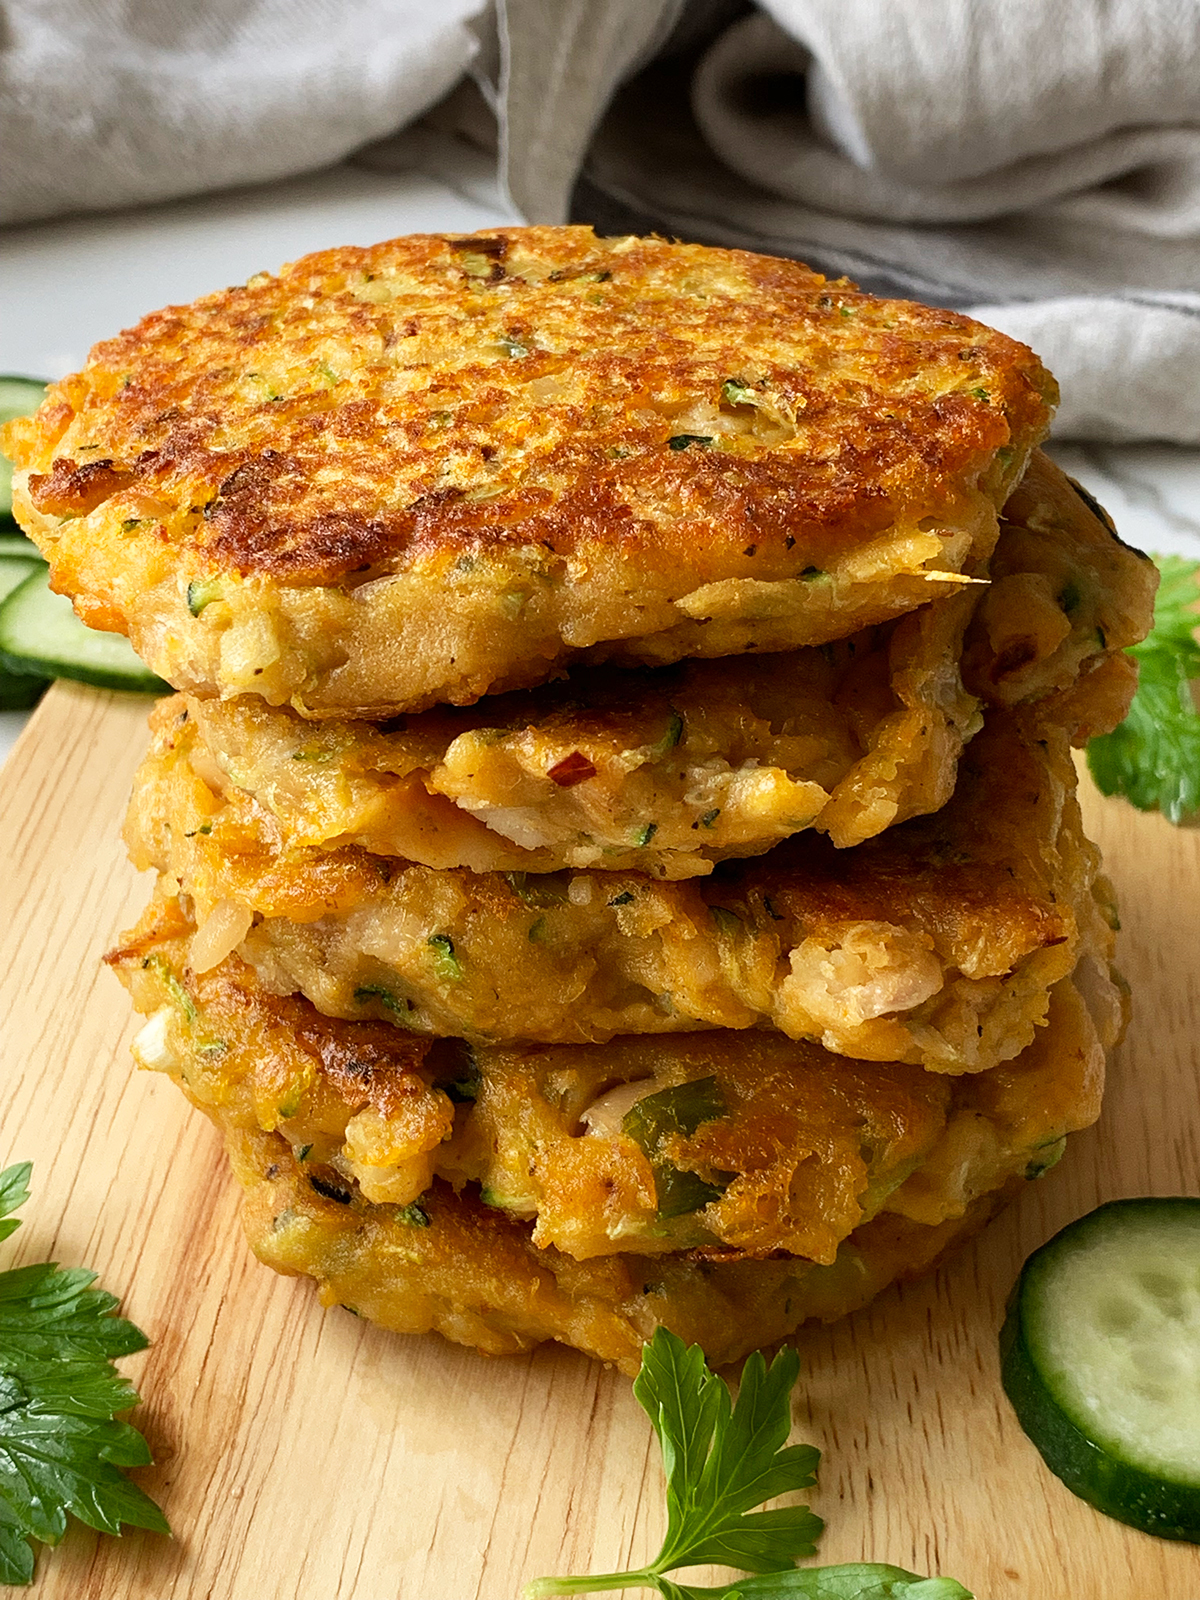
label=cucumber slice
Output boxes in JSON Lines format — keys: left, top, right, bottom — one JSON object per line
{"left": 0, "top": 377, "right": 47, "bottom": 415}
{"left": 0, "top": 556, "right": 50, "bottom": 708}
{"left": 0, "top": 671, "right": 45, "bottom": 710}
{"left": 0, "top": 376, "right": 49, "bottom": 531}
{"left": 0, "top": 565, "right": 167, "bottom": 694}
{"left": 0, "top": 557, "right": 41, "bottom": 604}
{"left": 0, "top": 534, "right": 45, "bottom": 562}
{"left": 0, "top": 667, "right": 46, "bottom": 710}
{"left": 1001, "top": 1197, "right": 1200, "bottom": 1541}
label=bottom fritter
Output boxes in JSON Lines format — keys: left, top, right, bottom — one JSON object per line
{"left": 108, "top": 899, "right": 1123, "bottom": 1373}
{"left": 231, "top": 1135, "right": 1016, "bottom": 1376}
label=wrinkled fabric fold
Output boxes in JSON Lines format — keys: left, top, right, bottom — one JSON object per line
{"left": 759, "top": 0, "right": 1200, "bottom": 190}
{"left": 0, "top": 0, "right": 484, "bottom": 227}
{"left": 3, "top": 0, "right": 1198, "bottom": 440}
{"left": 696, "top": 12, "right": 1200, "bottom": 232}
{"left": 493, "top": 0, "right": 1200, "bottom": 442}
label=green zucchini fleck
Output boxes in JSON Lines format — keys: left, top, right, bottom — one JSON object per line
{"left": 503, "top": 871, "right": 569, "bottom": 909}
{"left": 148, "top": 954, "right": 225, "bottom": 1055}
{"left": 354, "top": 984, "right": 417, "bottom": 1024}
{"left": 652, "top": 1167, "right": 730, "bottom": 1218}
{"left": 1024, "top": 1137, "right": 1067, "bottom": 1180}
{"left": 720, "top": 378, "right": 760, "bottom": 407}
{"left": 649, "top": 712, "right": 684, "bottom": 759}
{"left": 186, "top": 577, "right": 224, "bottom": 616}
{"left": 395, "top": 1201, "right": 431, "bottom": 1227}
{"left": 427, "top": 934, "right": 463, "bottom": 982}
{"left": 622, "top": 1077, "right": 731, "bottom": 1218}
{"left": 624, "top": 1078, "right": 726, "bottom": 1144}
{"left": 667, "top": 434, "right": 713, "bottom": 451}
{"left": 149, "top": 953, "right": 198, "bottom": 1027}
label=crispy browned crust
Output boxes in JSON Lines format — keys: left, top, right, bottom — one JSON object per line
{"left": 5, "top": 226, "right": 1055, "bottom": 712}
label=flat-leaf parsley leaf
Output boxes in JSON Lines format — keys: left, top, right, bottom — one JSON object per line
{"left": 0, "top": 1161, "right": 169, "bottom": 1585}
{"left": 524, "top": 1330, "right": 970, "bottom": 1599}
{"left": 1087, "top": 554, "right": 1200, "bottom": 823}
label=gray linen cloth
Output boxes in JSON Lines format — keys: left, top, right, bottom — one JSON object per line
{"left": 0, "top": 0, "right": 483, "bottom": 226}
{"left": 498, "top": 0, "right": 1200, "bottom": 443}
{"left": 3, "top": 0, "right": 1198, "bottom": 441}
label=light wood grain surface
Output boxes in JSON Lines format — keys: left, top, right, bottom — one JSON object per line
{"left": 2, "top": 681, "right": 1199, "bottom": 1600}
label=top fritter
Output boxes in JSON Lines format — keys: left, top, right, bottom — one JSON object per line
{"left": 4, "top": 227, "right": 1056, "bottom": 717}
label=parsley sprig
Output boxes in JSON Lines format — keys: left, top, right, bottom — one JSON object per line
{"left": 525, "top": 1329, "right": 970, "bottom": 1600}
{"left": 1087, "top": 554, "right": 1200, "bottom": 822}
{"left": 0, "top": 1161, "right": 169, "bottom": 1585}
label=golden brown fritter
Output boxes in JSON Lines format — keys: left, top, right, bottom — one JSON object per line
{"left": 165, "top": 450, "right": 1153, "bottom": 879}
{"left": 180, "top": 589, "right": 981, "bottom": 878}
{"left": 232, "top": 1143, "right": 1010, "bottom": 1374}
{"left": 108, "top": 904, "right": 1114, "bottom": 1369}
{"left": 125, "top": 706, "right": 1111, "bottom": 1073}
{"left": 449, "top": 974, "right": 1112, "bottom": 1259}
{"left": 961, "top": 450, "right": 1157, "bottom": 739}
{"left": 4, "top": 227, "right": 1054, "bottom": 715}
{"left": 109, "top": 905, "right": 938, "bottom": 1260}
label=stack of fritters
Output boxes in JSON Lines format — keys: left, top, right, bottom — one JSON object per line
{"left": 5, "top": 227, "right": 1156, "bottom": 1374}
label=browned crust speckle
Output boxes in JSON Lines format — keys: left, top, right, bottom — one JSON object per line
{"left": 14, "top": 231, "right": 1048, "bottom": 581}
{"left": 5, "top": 227, "right": 1056, "bottom": 712}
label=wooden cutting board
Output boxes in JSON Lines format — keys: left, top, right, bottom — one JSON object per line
{"left": 2, "top": 680, "right": 1199, "bottom": 1600}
